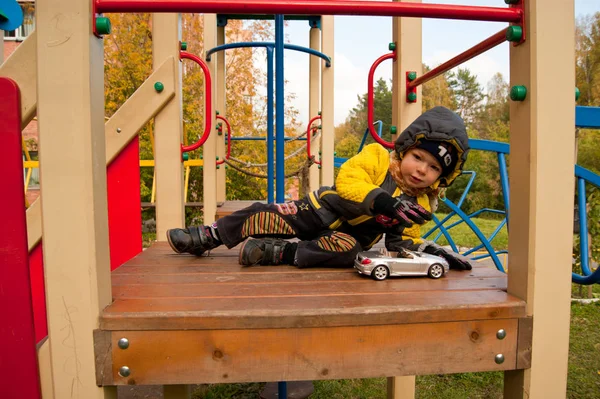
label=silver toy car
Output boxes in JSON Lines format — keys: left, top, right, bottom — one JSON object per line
{"left": 354, "top": 249, "right": 450, "bottom": 280}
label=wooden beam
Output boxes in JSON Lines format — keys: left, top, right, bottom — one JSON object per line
{"left": 0, "top": 30, "right": 37, "bottom": 129}
{"left": 309, "top": 26, "right": 321, "bottom": 192}
{"left": 203, "top": 14, "right": 218, "bottom": 223}
{"left": 104, "top": 319, "right": 519, "bottom": 386}
{"left": 505, "top": 0, "right": 575, "bottom": 397}
{"left": 36, "top": 0, "right": 114, "bottom": 396}
{"left": 390, "top": 2, "right": 422, "bottom": 397}
{"left": 36, "top": 338, "right": 55, "bottom": 399}
{"left": 320, "top": 15, "right": 334, "bottom": 186}
{"left": 105, "top": 57, "right": 177, "bottom": 164}
{"left": 153, "top": 13, "right": 185, "bottom": 238}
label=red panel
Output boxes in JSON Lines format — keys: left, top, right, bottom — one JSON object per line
{"left": 28, "top": 244, "right": 47, "bottom": 343}
{"left": 107, "top": 137, "right": 142, "bottom": 270}
{"left": 0, "top": 77, "right": 42, "bottom": 397}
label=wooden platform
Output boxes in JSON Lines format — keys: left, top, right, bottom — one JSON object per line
{"left": 95, "top": 242, "right": 531, "bottom": 387}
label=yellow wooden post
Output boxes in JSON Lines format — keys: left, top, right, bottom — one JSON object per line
{"left": 203, "top": 14, "right": 218, "bottom": 224}
{"left": 36, "top": 0, "right": 115, "bottom": 397}
{"left": 388, "top": 2, "right": 422, "bottom": 398}
{"left": 153, "top": 14, "right": 185, "bottom": 237}
{"left": 309, "top": 25, "right": 321, "bottom": 192}
{"left": 320, "top": 15, "right": 334, "bottom": 186}
{"left": 216, "top": 25, "right": 227, "bottom": 203}
{"left": 504, "top": 1, "right": 575, "bottom": 398}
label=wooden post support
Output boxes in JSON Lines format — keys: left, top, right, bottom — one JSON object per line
{"left": 153, "top": 13, "right": 185, "bottom": 238}
{"left": 36, "top": 0, "right": 115, "bottom": 397}
{"left": 389, "top": 2, "right": 422, "bottom": 397}
{"left": 320, "top": 15, "right": 334, "bottom": 187}
{"left": 504, "top": 1, "right": 575, "bottom": 398}
{"left": 309, "top": 26, "right": 321, "bottom": 192}
{"left": 203, "top": 14, "right": 218, "bottom": 224}
{"left": 216, "top": 25, "right": 227, "bottom": 203}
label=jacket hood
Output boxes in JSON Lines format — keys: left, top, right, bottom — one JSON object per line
{"left": 394, "top": 106, "right": 469, "bottom": 187}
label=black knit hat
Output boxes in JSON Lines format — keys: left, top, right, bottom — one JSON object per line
{"left": 414, "top": 139, "right": 458, "bottom": 178}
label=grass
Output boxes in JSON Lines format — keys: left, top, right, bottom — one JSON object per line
{"left": 422, "top": 213, "right": 508, "bottom": 251}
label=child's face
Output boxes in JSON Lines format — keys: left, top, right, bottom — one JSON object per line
{"left": 400, "top": 148, "right": 443, "bottom": 189}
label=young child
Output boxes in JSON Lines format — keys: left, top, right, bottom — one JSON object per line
{"left": 167, "top": 106, "right": 472, "bottom": 270}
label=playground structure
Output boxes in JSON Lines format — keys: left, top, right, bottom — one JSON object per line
{"left": 1, "top": 0, "right": 597, "bottom": 398}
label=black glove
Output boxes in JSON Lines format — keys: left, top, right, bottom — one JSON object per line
{"left": 420, "top": 241, "right": 472, "bottom": 271}
{"left": 372, "top": 193, "right": 432, "bottom": 227}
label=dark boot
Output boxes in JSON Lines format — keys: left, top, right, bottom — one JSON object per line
{"left": 166, "top": 226, "right": 218, "bottom": 256}
{"left": 239, "top": 238, "right": 290, "bottom": 266}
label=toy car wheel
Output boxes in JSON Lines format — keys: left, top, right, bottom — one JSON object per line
{"left": 428, "top": 263, "right": 444, "bottom": 279}
{"left": 372, "top": 265, "right": 389, "bottom": 281}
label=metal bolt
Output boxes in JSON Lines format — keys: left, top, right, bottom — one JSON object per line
{"left": 496, "top": 329, "right": 506, "bottom": 340}
{"left": 116, "top": 128, "right": 122, "bottom": 134}
{"left": 495, "top": 354, "right": 505, "bottom": 364}
{"left": 118, "top": 338, "right": 129, "bottom": 349}
{"left": 119, "top": 366, "right": 131, "bottom": 377}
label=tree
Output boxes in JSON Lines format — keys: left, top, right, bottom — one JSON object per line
{"left": 421, "top": 65, "right": 455, "bottom": 112}
{"left": 576, "top": 13, "right": 600, "bottom": 106}
{"left": 447, "top": 67, "right": 484, "bottom": 122}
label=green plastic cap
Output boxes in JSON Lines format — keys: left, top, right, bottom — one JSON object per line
{"left": 510, "top": 85, "right": 527, "bottom": 101}
{"left": 407, "top": 71, "right": 417, "bottom": 81}
{"left": 216, "top": 165, "right": 220, "bottom": 169}
{"left": 575, "top": 87, "right": 581, "bottom": 101}
{"left": 154, "top": 82, "right": 164, "bottom": 93}
{"left": 96, "top": 17, "right": 112, "bottom": 35}
{"left": 182, "top": 152, "right": 189, "bottom": 161}
{"left": 180, "top": 41, "right": 187, "bottom": 51}
{"left": 407, "top": 92, "right": 417, "bottom": 102}
{"left": 390, "top": 126, "right": 397, "bottom": 135}
{"left": 388, "top": 42, "right": 396, "bottom": 51}
{"left": 506, "top": 26, "right": 522, "bottom": 42}
{"left": 216, "top": 110, "right": 220, "bottom": 115}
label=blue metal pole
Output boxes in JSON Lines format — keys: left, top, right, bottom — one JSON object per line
{"left": 266, "top": 47, "right": 275, "bottom": 203}
{"left": 278, "top": 381, "right": 288, "bottom": 399}
{"left": 275, "top": 14, "right": 285, "bottom": 203}
{"left": 497, "top": 153, "right": 510, "bottom": 225}
{"left": 577, "top": 178, "right": 591, "bottom": 276}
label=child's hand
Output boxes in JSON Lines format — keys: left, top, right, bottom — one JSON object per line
{"left": 372, "top": 193, "right": 432, "bottom": 227}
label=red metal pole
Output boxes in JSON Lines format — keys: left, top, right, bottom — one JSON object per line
{"left": 96, "top": 0, "right": 522, "bottom": 23}
{"left": 180, "top": 51, "right": 212, "bottom": 153}
{"left": 216, "top": 115, "right": 232, "bottom": 165}
{"left": 367, "top": 53, "right": 395, "bottom": 149}
{"left": 0, "top": 77, "right": 42, "bottom": 399}
{"left": 408, "top": 28, "right": 508, "bottom": 89}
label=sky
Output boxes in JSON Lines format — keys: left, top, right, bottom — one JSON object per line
{"left": 276, "top": 0, "right": 600, "bottom": 126}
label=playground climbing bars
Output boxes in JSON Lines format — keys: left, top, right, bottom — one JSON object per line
{"left": 180, "top": 51, "right": 212, "bottom": 153}
{"left": 367, "top": 52, "right": 396, "bottom": 149}
{"left": 95, "top": 0, "right": 523, "bottom": 23}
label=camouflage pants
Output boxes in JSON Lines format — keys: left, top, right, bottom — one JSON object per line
{"left": 215, "top": 198, "right": 362, "bottom": 268}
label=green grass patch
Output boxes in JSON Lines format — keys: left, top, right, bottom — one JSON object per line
{"left": 423, "top": 213, "right": 508, "bottom": 251}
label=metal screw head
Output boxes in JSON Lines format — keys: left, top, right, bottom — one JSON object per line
{"left": 495, "top": 354, "right": 505, "bottom": 364}
{"left": 116, "top": 128, "right": 122, "bottom": 134}
{"left": 496, "top": 329, "right": 506, "bottom": 340}
{"left": 118, "top": 338, "right": 129, "bottom": 349}
{"left": 119, "top": 366, "right": 131, "bottom": 377}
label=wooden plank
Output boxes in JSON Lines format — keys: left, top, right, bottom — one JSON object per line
{"left": 94, "top": 330, "right": 114, "bottom": 386}
{"left": 106, "top": 319, "right": 518, "bottom": 385}
{"left": 101, "top": 290, "right": 524, "bottom": 331}
{"left": 516, "top": 317, "right": 533, "bottom": 370}
{"left": 111, "top": 277, "right": 510, "bottom": 298}
{"left": 111, "top": 266, "right": 505, "bottom": 284}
